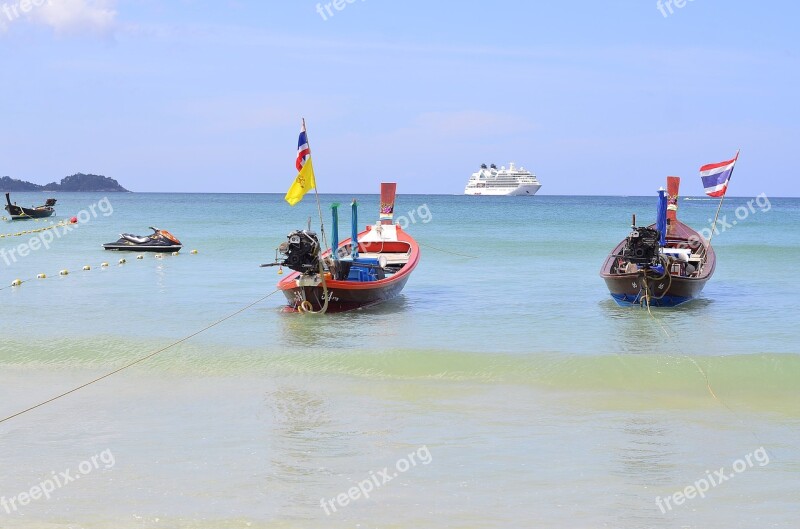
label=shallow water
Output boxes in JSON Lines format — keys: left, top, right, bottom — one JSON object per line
{"left": 1, "top": 193, "right": 798, "bottom": 527}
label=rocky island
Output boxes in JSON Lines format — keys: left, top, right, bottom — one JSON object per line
{"left": 0, "top": 173, "right": 130, "bottom": 192}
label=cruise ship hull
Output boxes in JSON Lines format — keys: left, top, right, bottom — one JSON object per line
{"left": 464, "top": 184, "right": 542, "bottom": 196}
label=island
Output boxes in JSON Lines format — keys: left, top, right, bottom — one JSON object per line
{"left": 0, "top": 173, "right": 130, "bottom": 192}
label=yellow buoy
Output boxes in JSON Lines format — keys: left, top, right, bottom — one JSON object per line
{"left": 83, "top": 265, "right": 91, "bottom": 271}
{"left": 155, "top": 254, "right": 163, "bottom": 259}
{"left": 59, "top": 270, "right": 69, "bottom": 276}
{"left": 190, "top": 249, "right": 198, "bottom": 254}
{"left": 37, "top": 273, "right": 47, "bottom": 279}
{"left": 136, "top": 255, "right": 144, "bottom": 260}
{"left": 11, "top": 279, "right": 22, "bottom": 287}
{"left": 101, "top": 262, "right": 109, "bottom": 267}
{"left": 119, "top": 258, "right": 127, "bottom": 265}
{"left": 172, "top": 251, "right": 179, "bottom": 256}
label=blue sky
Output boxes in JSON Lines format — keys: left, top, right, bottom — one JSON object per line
{"left": 0, "top": 1, "right": 797, "bottom": 195}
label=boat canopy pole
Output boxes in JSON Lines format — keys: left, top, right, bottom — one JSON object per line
{"left": 351, "top": 199, "right": 359, "bottom": 259}
{"left": 656, "top": 188, "right": 667, "bottom": 247}
{"left": 331, "top": 203, "right": 340, "bottom": 261}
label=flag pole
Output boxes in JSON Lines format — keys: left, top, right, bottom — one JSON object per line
{"left": 303, "top": 118, "right": 329, "bottom": 251}
{"left": 707, "top": 149, "right": 739, "bottom": 247}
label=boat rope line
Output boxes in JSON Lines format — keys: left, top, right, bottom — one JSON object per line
{"left": 642, "top": 299, "right": 765, "bottom": 447}
{"left": 298, "top": 255, "right": 330, "bottom": 314}
{"left": 640, "top": 285, "right": 724, "bottom": 405}
{"left": 416, "top": 240, "right": 479, "bottom": 259}
{"left": 0, "top": 288, "right": 280, "bottom": 426}
{"left": 645, "top": 302, "right": 723, "bottom": 403}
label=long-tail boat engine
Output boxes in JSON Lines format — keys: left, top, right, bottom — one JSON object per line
{"left": 278, "top": 230, "right": 321, "bottom": 274}
{"left": 622, "top": 226, "right": 661, "bottom": 267}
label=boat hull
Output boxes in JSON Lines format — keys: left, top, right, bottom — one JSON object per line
{"left": 599, "top": 220, "right": 716, "bottom": 308}
{"left": 602, "top": 274, "right": 710, "bottom": 307}
{"left": 465, "top": 184, "right": 541, "bottom": 196}
{"left": 277, "top": 225, "right": 420, "bottom": 313}
{"left": 280, "top": 274, "right": 411, "bottom": 313}
{"left": 5, "top": 205, "right": 55, "bottom": 220}
{"left": 4, "top": 193, "right": 56, "bottom": 219}
{"left": 103, "top": 244, "right": 182, "bottom": 252}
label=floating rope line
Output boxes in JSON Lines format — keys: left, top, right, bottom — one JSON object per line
{"left": 0, "top": 288, "right": 280, "bottom": 425}
{"left": 1, "top": 251, "right": 198, "bottom": 292}
{"left": 0, "top": 220, "right": 70, "bottom": 239}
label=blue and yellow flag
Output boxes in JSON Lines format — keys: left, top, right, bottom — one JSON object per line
{"left": 285, "top": 156, "right": 316, "bottom": 206}
{"left": 285, "top": 122, "right": 316, "bottom": 206}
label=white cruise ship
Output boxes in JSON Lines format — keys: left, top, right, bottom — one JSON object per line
{"left": 464, "top": 162, "right": 542, "bottom": 196}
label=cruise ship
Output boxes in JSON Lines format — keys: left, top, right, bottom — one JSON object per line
{"left": 464, "top": 162, "right": 542, "bottom": 196}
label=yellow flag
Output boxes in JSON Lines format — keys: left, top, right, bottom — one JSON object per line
{"left": 285, "top": 157, "right": 316, "bottom": 206}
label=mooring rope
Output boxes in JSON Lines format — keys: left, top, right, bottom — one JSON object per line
{"left": 641, "top": 295, "right": 765, "bottom": 447}
{"left": 0, "top": 289, "right": 280, "bottom": 425}
{"left": 416, "top": 240, "right": 479, "bottom": 259}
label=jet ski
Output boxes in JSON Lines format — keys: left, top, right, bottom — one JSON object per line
{"left": 103, "top": 227, "right": 182, "bottom": 252}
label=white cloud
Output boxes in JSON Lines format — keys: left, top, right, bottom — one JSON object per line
{"left": 0, "top": 0, "right": 117, "bottom": 35}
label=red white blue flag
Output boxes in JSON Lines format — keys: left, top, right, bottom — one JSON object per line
{"left": 296, "top": 123, "right": 311, "bottom": 172}
{"left": 700, "top": 151, "right": 739, "bottom": 198}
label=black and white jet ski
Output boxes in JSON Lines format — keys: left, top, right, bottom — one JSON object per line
{"left": 103, "top": 227, "right": 182, "bottom": 252}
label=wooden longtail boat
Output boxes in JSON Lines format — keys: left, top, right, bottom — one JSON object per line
{"left": 600, "top": 177, "right": 716, "bottom": 307}
{"left": 267, "top": 183, "right": 420, "bottom": 313}
{"left": 4, "top": 193, "right": 56, "bottom": 220}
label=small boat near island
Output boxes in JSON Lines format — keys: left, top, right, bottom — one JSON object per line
{"left": 265, "top": 182, "right": 420, "bottom": 313}
{"left": 4, "top": 192, "right": 57, "bottom": 220}
{"left": 600, "top": 177, "right": 716, "bottom": 307}
{"left": 103, "top": 227, "right": 183, "bottom": 252}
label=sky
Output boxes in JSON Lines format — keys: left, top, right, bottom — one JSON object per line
{"left": 0, "top": 0, "right": 798, "bottom": 196}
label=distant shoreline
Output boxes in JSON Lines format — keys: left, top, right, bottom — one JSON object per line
{"left": 0, "top": 174, "right": 129, "bottom": 193}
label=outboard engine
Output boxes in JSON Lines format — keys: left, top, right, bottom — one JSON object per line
{"left": 622, "top": 227, "right": 661, "bottom": 266}
{"left": 278, "top": 230, "right": 320, "bottom": 274}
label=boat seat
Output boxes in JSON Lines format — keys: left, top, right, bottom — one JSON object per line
{"left": 663, "top": 248, "right": 692, "bottom": 262}
{"left": 333, "top": 258, "right": 386, "bottom": 282}
{"left": 358, "top": 241, "right": 411, "bottom": 254}
{"left": 121, "top": 233, "right": 150, "bottom": 244}
{"left": 356, "top": 252, "right": 409, "bottom": 265}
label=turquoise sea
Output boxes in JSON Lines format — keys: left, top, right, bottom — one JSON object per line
{"left": 1, "top": 192, "right": 798, "bottom": 528}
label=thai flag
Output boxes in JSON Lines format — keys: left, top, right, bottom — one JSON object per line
{"left": 700, "top": 151, "right": 739, "bottom": 197}
{"left": 296, "top": 123, "right": 311, "bottom": 171}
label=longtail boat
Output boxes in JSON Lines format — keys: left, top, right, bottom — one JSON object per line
{"left": 600, "top": 177, "right": 716, "bottom": 307}
{"left": 265, "top": 182, "right": 420, "bottom": 313}
{"left": 4, "top": 193, "right": 57, "bottom": 220}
